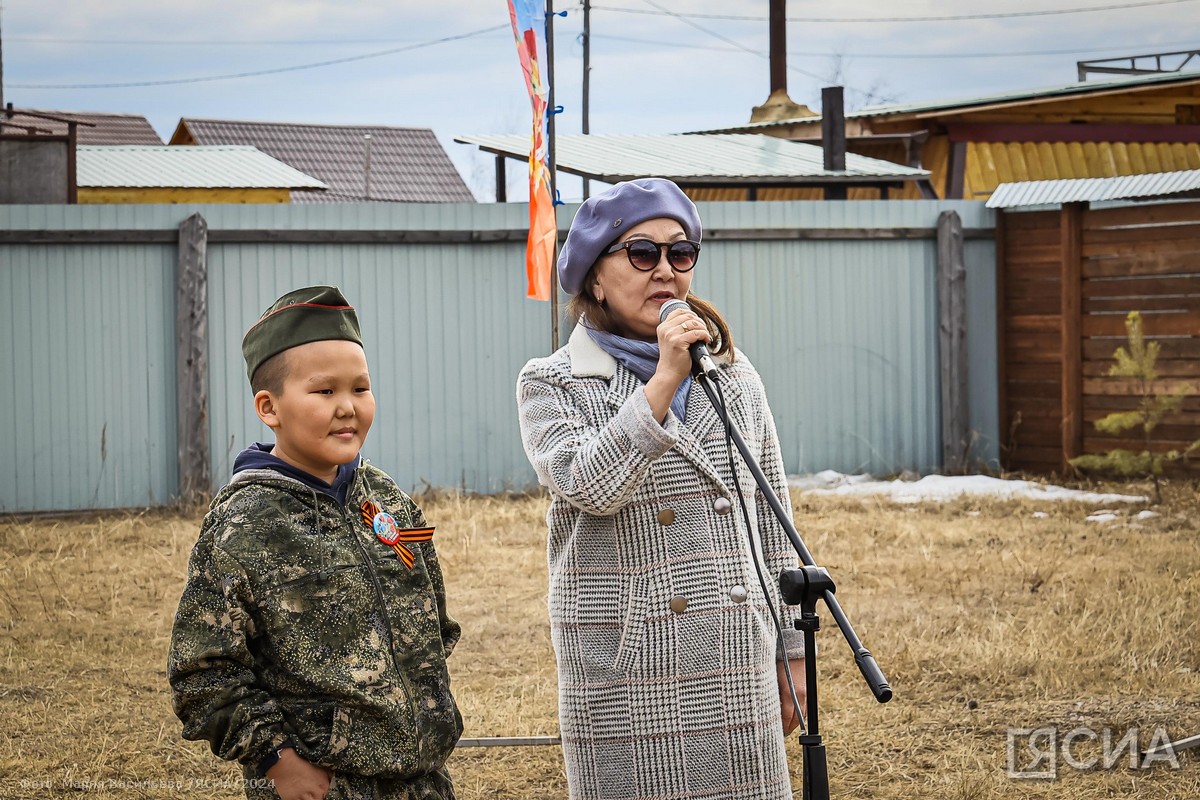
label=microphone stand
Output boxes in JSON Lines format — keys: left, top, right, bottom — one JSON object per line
{"left": 693, "top": 371, "right": 892, "bottom": 800}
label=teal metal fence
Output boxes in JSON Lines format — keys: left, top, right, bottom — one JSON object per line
{"left": 0, "top": 200, "right": 995, "bottom": 512}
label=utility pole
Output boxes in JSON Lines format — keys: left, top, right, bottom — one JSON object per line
{"left": 581, "top": 0, "right": 590, "bottom": 199}
{"left": 546, "top": 0, "right": 560, "bottom": 350}
{"left": 1, "top": 4, "right": 6, "bottom": 113}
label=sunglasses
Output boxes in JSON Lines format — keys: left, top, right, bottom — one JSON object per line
{"left": 605, "top": 239, "right": 701, "bottom": 272}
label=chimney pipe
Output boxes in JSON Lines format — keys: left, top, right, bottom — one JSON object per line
{"left": 769, "top": 0, "right": 786, "bottom": 97}
{"left": 750, "top": 0, "right": 816, "bottom": 124}
{"left": 822, "top": 86, "right": 847, "bottom": 200}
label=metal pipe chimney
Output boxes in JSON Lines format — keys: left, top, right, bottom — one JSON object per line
{"left": 750, "top": 0, "right": 816, "bottom": 123}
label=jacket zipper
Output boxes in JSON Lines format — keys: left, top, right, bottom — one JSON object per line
{"left": 339, "top": 470, "right": 424, "bottom": 761}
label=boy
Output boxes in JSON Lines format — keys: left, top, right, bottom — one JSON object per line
{"left": 168, "top": 286, "right": 462, "bottom": 800}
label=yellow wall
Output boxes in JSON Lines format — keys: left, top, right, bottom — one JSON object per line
{"left": 78, "top": 187, "right": 292, "bottom": 204}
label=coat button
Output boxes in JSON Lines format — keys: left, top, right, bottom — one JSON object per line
{"left": 657, "top": 508, "right": 676, "bottom": 526}
{"left": 729, "top": 585, "right": 749, "bottom": 604}
{"left": 713, "top": 497, "right": 732, "bottom": 515}
{"left": 669, "top": 595, "right": 689, "bottom": 614}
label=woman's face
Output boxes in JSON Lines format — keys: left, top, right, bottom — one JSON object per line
{"left": 589, "top": 217, "right": 696, "bottom": 340}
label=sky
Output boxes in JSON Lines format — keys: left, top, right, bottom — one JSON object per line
{"left": 3, "top": 0, "right": 1199, "bottom": 201}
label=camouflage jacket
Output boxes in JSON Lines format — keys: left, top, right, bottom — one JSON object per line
{"left": 168, "top": 462, "right": 462, "bottom": 781}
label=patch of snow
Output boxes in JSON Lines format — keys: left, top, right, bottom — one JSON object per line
{"left": 1086, "top": 513, "right": 1119, "bottom": 524}
{"left": 1135, "top": 510, "right": 1159, "bottom": 521}
{"left": 788, "top": 472, "right": 1148, "bottom": 505}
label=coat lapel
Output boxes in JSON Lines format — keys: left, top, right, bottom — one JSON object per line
{"left": 568, "top": 325, "right": 740, "bottom": 488}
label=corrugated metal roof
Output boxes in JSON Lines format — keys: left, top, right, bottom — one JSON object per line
{"left": 454, "top": 133, "right": 929, "bottom": 183}
{"left": 692, "top": 71, "right": 1200, "bottom": 132}
{"left": 174, "top": 119, "right": 475, "bottom": 202}
{"left": 1, "top": 109, "right": 164, "bottom": 144}
{"left": 987, "top": 169, "right": 1200, "bottom": 208}
{"left": 76, "top": 145, "right": 327, "bottom": 189}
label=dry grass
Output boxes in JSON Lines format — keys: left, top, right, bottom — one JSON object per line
{"left": 1, "top": 478, "right": 1198, "bottom": 799}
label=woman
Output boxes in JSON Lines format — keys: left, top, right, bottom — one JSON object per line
{"left": 516, "top": 178, "right": 805, "bottom": 800}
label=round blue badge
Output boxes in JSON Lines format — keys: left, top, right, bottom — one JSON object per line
{"left": 373, "top": 512, "right": 400, "bottom": 545}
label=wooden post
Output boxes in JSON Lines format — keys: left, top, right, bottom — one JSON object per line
{"left": 937, "top": 210, "right": 969, "bottom": 472}
{"left": 495, "top": 156, "right": 507, "bottom": 203}
{"left": 1060, "top": 202, "right": 1085, "bottom": 473}
{"left": 176, "top": 213, "right": 211, "bottom": 508}
{"left": 944, "top": 140, "right": 967, "bottom": 199}
{"left": 994, "top": 209, "right": 1009, "bottom": 469}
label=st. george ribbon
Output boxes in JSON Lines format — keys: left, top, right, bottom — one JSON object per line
{"left": 659, "top": 299, "right": 719, "bottom": 379}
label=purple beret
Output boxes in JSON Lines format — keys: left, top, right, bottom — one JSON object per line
{"left": 557, "top": 178, "right": 702, "bottom": 295}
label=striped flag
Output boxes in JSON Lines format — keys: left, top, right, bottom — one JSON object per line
{"left": 507, "top": 0, "right": 555, "bottom": 301}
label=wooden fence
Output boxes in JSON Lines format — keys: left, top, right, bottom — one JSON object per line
{"left": 998, "top": 200, "right": 1200, "bottom": 475}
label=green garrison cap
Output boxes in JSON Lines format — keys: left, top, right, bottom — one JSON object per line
{"left": 242, "top": 285, "right": 362, "bottom": 383}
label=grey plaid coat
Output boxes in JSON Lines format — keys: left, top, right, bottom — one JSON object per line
{"left": 517, "top": 324, "right": 803, "bottom": 800}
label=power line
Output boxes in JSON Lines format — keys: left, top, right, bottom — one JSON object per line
{"left": 635, "top": 0, "right": 833, "bottom": 85}
{"left": 9, "top": 24, "right": 508, "bottom": 90}
{"left": 8, "top": 36, "right": 436, "bottom": 46}
{"left": 593, "top": 33, "right": 1200, "bottom": 61}
{"left": 592, "top": 0, "right": 1198, "bottom": 23}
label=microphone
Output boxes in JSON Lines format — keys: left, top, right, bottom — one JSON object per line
{"left": 659, "top": 298, "right": 719, "bottom": 380}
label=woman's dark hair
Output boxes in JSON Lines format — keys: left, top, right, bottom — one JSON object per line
{"left": 566, "top": 266, "right": 735, "bottom": 359}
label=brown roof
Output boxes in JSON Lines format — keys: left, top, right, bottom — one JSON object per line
{"left": 171, "top": 118, "right": 475, "bottom": 203}
{"left": 1, "top": 109, "right": 163, "bottom": 145}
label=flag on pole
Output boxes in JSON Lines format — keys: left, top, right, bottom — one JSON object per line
{"left": 507, "top": 0, "right": 556, "bottom": 301}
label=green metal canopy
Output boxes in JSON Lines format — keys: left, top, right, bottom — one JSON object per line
{"left": 455, "top": 133, "right": 931, "bottom": 195}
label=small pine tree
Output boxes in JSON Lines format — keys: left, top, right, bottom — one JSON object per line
{"left": 1069, "top": 311, "right": 1200, "bottom": 501}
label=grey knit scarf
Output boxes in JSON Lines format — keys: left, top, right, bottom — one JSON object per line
{"left": 586, "top": 326, "right": 691, "bottom": 423}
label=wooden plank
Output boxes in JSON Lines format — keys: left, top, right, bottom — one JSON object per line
{"left": 1087, "top": 394, "right": 1200, "bottom": 412}
{"left": 1008, "top": 314, "right": 1062, "bottom": 333}
{"left": 1084, "top": 201, "right": 1200, "bottom": 230}
{"left": 1084, "top": 337, "right": 1200, "bottom": 359}
{"left": 1082, "top": 436, "right": 1200, "bottom": 453}
{"left": 1006, "top": 210, "right": 1061, "bottom": 231}
{"left": 1006, "top": 294, "right": 1061, "bottom": 316}
{"left": 1083, "top": 222, "right": 1200, "bottom": 246}
{"left": 1006, "top": 244, "right": 1063, "bottom": 263}
{"left": 1083, "top": 359, "right": 1200, "bottom": 378}
{"left": 1084, "top": 423, "right": 1200, "bottom": 441}
{"left": 1008, "top": 379, "right": 1062, "bottom": 399}
{"left": 209, "top": 229, "right": 533, "bottom": 244}
{"left": 1013, "top": 417, "right": 1063, "bottom": 437}
{"left": 1081, "top": 251, "right": 1200, "bottom": 278}
{"left": 1008, "top": 446, "right": 1066, "bottom": 465}
{"left": 1083, "top": 377, "right": 1200, "bottom": 395}
{"left": 1006, "top": 397, "right": 1062, "bottom": 418}
{"left": 1084, "top": 407, "right": 1200, "bottom": 425}
{"left": 1083, "top": 295, "right": 1200, "bottom": 314}
{"left": 1061, "top": 203, "right": 1084, "bottom": 470}
{"left": 1005, "top": 338, "right": 1060, "bottom": 363}
{"left": 78, "top": 188, "right": 290, "bottom": 204}
{"left": 1006, "top": 227, "right": 1063, "bottom": 246}
{"left": 1081, "top": 312, "right": 1200, "bottom": 337}
{"left": 703, "top": 227, "right": 994, "bottom": 241}
{"left": 1010, "top": 362, "right": 1065, "bottom": 380}
{"left": 1082, "top": 275, "right": 1200, "bottom": 298}
{"left": 0, "top": 229, "right": 177, "bottom": 244}
{"left": 1081, "top": 238, "right": 1200, "bottom": 259}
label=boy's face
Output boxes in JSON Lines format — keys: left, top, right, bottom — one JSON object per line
{"left": 254, "top": 339, "right": 375, "bottom": 484}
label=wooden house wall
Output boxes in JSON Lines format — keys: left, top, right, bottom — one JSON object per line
{"left": 999, "top": 201, "right": 1200, "bottom": 475}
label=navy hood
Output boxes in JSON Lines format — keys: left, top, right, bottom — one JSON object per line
{"left": 233, "top": 442, "right": 360, "bottom": 506}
